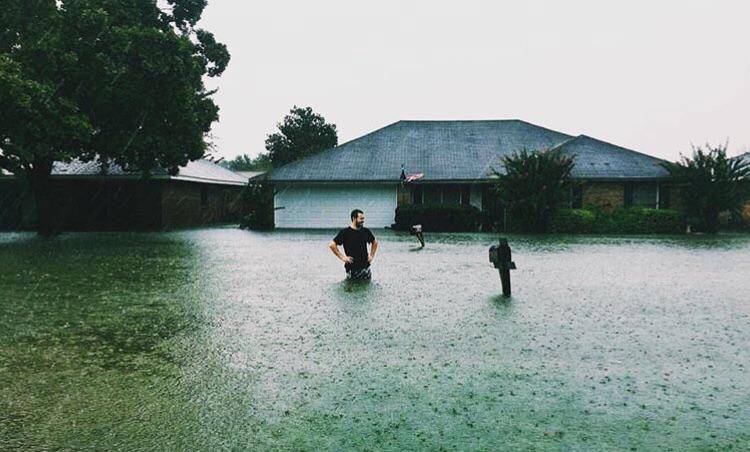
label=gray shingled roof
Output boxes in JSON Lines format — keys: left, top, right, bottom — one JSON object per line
{"left": 268, "top": 120, "right": 668, "bottom": 182}
{"left": 553, "top": 135, "right": 670, "bottom": 179}
{"left": 49, "top": 158, "right": 248, "bottom": 186}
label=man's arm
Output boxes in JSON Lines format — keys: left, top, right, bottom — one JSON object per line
{"left": 368, "top": 240, "right": 379, "bottom": 263}
{"left": 329, "top": 241, "right": 353, "bottom": 264}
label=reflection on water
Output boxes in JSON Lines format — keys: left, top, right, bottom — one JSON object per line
{"left": 1, "top": 229, "right": 750, "bottom": 450}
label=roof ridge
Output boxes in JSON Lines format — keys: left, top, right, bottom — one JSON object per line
{"left": 567, "top": 134, "right": 671, "bottom": 164}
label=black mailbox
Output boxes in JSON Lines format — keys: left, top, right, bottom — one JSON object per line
{"left": 489, "top": 239, "right": 516, "bottom": 270}
{"left": 489, "top": 238, "right": 516, "bottom": 296}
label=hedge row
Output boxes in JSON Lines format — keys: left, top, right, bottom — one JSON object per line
{"left": 393, "top": 204, "right": 484, "bottom": 232}
{"left": 549, "top": 208, "right": 685, "bottom": 234}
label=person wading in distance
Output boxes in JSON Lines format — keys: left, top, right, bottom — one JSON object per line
{"left": 328, "top": 209, "right": 378, "bottom": 281}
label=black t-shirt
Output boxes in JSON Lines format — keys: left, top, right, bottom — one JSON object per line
{"left": 333, "top": 227, "right": 376, "bottom": 271}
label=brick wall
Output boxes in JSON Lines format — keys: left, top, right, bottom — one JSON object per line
{"left": 161, "top": 181, "right": 243, "bottom": 229}
{"left": 582, "top": 182, "right": 624, "bottom": 210}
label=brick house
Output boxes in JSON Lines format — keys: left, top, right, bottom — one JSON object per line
{"left": 0, "top": 159, "right": 248, "bottom": 231}
{"left": 268, "top": 120, "right": 673, "bottom": 228}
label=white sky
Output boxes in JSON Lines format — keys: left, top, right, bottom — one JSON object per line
{"left": 199, "top": 0, "right": 750, "bottom": 161}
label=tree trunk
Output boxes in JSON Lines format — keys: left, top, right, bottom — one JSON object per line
{"left": 30, "top": 162, "right": 57, "bottom": 237}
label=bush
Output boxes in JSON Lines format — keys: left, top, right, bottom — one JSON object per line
{"left": 550, "top": 208, "right": 684, "bottom": 234}
{"left": 549, "top": 209, "right": 597, "bottom": 233}
{"left": 238, "top": 183, "right": 274, "bottom": 230}
{"left": 393, "top": 204, "right": 484, "bottom": 232}
{"left": 490, "top": 148, "right": 575, "bottom": 233}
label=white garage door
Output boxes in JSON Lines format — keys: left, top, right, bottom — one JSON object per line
{"left": 274, "top": 184, "right": 397, "bottom": 228}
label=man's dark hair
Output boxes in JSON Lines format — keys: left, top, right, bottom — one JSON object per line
{"left": 351, "top": 209, "right": 364, "bottom": 220}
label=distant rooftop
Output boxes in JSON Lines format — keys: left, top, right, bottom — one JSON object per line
{"left": 43, "top": 158, "right": 248, "bottom": 186}
{"left": 236, "top": 170, "right": 267, "bottom": 181}
{"left": 269, "top": 119, "right": 670, "bottom": 182}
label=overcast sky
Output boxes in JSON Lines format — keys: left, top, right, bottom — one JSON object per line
{"left": 198, "top": 0, "right": 749, "bottom": 162}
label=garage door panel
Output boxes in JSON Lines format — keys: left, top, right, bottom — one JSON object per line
{"left": 275, "top": 184, "right": 396, "bottom": 228}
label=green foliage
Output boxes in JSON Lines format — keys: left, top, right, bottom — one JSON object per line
{"left": 490, "top": 149, "right": 575, "bottom": 233}
{"left": 222, "top": 153, "right": 272, "bottom": 172}
{"left": 0, "top": 0, "right": 230, "bottom": 235}
{"left": 266, "top": 106, "right": 338, "bottom": 168}
{"left": 662, "top": 143, "right": 750, "bottom": 233}
{"left": 394, "top": 204, "right": 484, "bottom": 232}
{"left": 550, "top": 208, "right": 684, "bottom": 234}
{"left": 239, "top": 183, "right": 274, "bottom": 230}
{"left": 549, "top": 208, "right": 597, "bottom": 233}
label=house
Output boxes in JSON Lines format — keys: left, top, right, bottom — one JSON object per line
{"left": 268, "top": 120, "right": 672, "bottom": 228}
{"left": 0, "top": 159, "right": 249, "bottom": 231}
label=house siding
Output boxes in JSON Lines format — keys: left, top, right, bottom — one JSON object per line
{"left": 275, "top": 184, "right": 397, "bottom": 228}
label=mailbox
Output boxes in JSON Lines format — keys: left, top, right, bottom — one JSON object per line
{"left": 489, "top": 239, "right": 516, "bottom": 270}
{"left": 489, "top": 238, "right": 516, "bottom": 296}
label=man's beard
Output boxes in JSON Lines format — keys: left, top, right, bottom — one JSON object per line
{"left": 355, "top": 221, "right": 364, "bottom": 229}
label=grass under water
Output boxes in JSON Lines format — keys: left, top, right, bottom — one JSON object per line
{"left": 1, "top": 229, "right": 749, "bottom": 450}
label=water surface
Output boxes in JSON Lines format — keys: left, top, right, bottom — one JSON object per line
{"left": 1, "top": 229, "right": 749, "bottom": 450}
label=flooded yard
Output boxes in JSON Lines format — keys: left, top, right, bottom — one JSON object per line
{"left": 1, "top": 228, "right": 749, "bottom": 450}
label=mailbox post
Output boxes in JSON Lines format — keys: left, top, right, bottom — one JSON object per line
{"left": 489, "top": 238, "right": 516, "bottom": 297}
{"left": 410, "top": 224, "right": 425, "bottom": 248}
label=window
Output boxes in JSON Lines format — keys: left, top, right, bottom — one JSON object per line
{"left": 424, "top": 185, "right": 442, "bottom": 204}
{"left": 442, "top": 185, "right": 461, "bottom": 205}
{"left": 570, "top": 186, "right": 583, "bottom": 209}
{"left": 460, "top": 185, "right": 471, "bottom": 205}
{"left": 411, "top": 185, "right": 423, "bottom": 204}
{"left": 625, "top": 182, "right": 657, "bottom": 208}
{"left": 201, "top": 186, "right": 209, "bottom": 209}
{"left": 660, "top": 185, "right": 670, "bottom": 209}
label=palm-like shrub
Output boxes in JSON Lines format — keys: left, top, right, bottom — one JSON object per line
{"left": 491, "top": 149, "right": 575, "bottom": 233}
{"left": 663, "top": 143, "right": 750, "bottom": 233}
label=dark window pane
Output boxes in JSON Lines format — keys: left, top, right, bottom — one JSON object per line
{"left": 424, "top": 185, "right": 442, "bottom": 204}
{"left": 571, "top": 186, "right": 583, "bottom": 209}
{"left": 461, "top": 185, "right": 471, "bottom": 205}
{"left": 624, "top": 183, "right": 634, "bottom": 207}
{"left": 660, "top": 185, "right": 671, "bottom": 209}
{"left": 443, "top": 185, "right": 460, "bottom": 204}
{"left": 631, "top": 183, "right": 657, "bottom": 208}
{"left": 412, "top": 185, "right": 423, "bottom": 204}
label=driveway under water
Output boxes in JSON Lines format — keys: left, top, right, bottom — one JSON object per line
{"left": 1, "top": 229, "right": 749, "bottom": 450}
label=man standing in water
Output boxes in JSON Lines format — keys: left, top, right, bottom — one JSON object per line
{"left": 329, "top": 209, "right": 378, "bottom": 281}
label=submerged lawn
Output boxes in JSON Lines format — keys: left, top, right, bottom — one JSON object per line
{"left": 1, "top": 229, "right": 749, "bottom": 451}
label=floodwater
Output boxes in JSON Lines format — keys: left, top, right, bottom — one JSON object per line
{"left": 1, "top": 228, "right": 749, "bottom": 450}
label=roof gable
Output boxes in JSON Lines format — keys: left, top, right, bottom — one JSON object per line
{"left": 269, "top": 120, "right": 574, "bottom": 182}
{"left": 553, "top": 135, "right": 670, "bottom": 179}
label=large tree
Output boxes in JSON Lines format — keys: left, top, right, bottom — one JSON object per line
{"left": 222, "top": 153, "right": 272, "bottom": 172}
{"left": 0, "top": 0, "right": 229, "bottom": 235}
{"left": 266, "top": 106, "right": 337, "bottom": 168}
{"left": 663, "top": 143, "right": 750, "bottom": 233}
{"left": 491, "top": 149, "right": 575, "bottom": 233}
